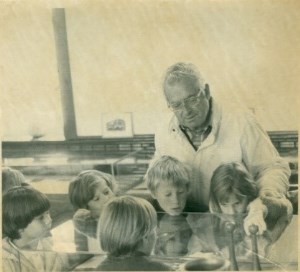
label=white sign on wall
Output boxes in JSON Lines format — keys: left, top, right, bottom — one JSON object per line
{"left": 102, "top": 112, "right": 133, "bottom": 138}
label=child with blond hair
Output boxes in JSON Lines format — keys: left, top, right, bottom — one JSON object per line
{"left": 97, "top": 195, "right": 172, "bottom": 271}
{"left": 145, "top": 155, "right": 200, "bottom": 216}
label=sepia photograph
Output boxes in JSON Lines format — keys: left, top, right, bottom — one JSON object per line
{"left": 1, "top": 0, "right": 299, "bottom": 271}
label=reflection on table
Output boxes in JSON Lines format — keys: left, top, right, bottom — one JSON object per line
{"left": 51, "top": 212, "right": 297, "bottom": 271}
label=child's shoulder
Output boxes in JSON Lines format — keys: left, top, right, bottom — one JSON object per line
{"left": 38, "top": 236, "right": 53, "bottom": 251}
{"left": 2, "top": 237, "right": 16, "bottom": 257}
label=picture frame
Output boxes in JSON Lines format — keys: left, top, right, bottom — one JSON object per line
{"left": 102, "top": 112, "right": 133, "bottom": 138}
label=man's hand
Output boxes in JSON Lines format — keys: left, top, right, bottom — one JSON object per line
{"left": 244, "top": 198, "right": 268, "bottom": 235}
{"left": 260, "top": 193, "right": 293, "bottom": 243}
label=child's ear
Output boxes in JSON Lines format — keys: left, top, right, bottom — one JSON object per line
{"left": 142, "top": 233, "right": 151, "bottom": 247}
{"left": 18, "top": 229, "right": 25, "bottom": 237}
{"left": 142, "top": 234, "right": 148, "bottom": 243}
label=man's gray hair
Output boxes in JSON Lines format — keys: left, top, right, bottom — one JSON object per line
{"left": 163, "top": 62, "right": 205, "bottom": 94}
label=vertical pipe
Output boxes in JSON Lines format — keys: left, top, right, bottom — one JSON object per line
{"left": 52, "top": 8, "right": 77, "bottom": 140}
{"left": 225, "top": 221, "right": 239, "bottom": 271}
{"left": 249, "top": 225, "right": 262, "bottom": 270}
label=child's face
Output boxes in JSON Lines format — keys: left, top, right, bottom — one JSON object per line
{"left": 219, "top": 194, "right": 248, "bottom": 215}
{"left": 87, "top": 179, "right": 114, "bottom": 217}
{"left": 154, "top": 181, "right": 187, "bottom": 216}
{"left": 21, "top": 210, "right": 52, "bottom": 241}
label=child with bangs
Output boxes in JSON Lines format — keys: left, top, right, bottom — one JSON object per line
{"left": 145, "top": 156, "right": 193, "bottom": 216}
{"left": 68, "top": 170, "right": 117, "bottom": 252}
{"left": 209, "top": 162, "right": 293, "bottom": 258}
{"left": 2, "top": 185, "right": 66, "bottom": 272}
{"left": 97, "top": 195, "right": 172, "bottom": 271}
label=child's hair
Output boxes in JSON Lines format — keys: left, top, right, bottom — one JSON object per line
{"left": 145, "top": 156, "right": 191, "bottom": 195}
{"left": 69, "top": 170, "right": 117, "bottom": 210}
{"left": 2, "top": 167, "right": 26, "bottom": 194}
{"left": 99, "top": 195, "right": 157, "bottom": 257}
{"left": 209, "top": 162, "right": 257, "bottom": 213}
{"left": 2, "top": 186, "right": 50, "bottom": 239}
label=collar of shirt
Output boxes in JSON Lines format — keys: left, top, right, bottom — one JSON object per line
{"left": 180, "top": 97, "right": 213, "bottom": 135}
{"left": 181, "top": 125, "right": 212, "bottom": 150}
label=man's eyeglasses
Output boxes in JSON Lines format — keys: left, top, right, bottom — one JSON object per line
{"left": 168, "top": 89, "right": 203, "bottom": 112}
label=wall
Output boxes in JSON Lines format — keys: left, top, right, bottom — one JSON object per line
{"left": 1, "top": 0, "right": 299, "bottom": 140}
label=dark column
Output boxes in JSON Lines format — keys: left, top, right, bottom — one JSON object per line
{"left": 52, "top": 8, "right": 77, "bottom": 140}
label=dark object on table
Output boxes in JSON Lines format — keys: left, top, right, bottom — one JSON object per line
{"left": 225, "top": 221, "right": 239, "bottom": 271}
{"left": 184, "top": 254, "right": 229, "bottom": 271}
{"left": 249, "top": 224, "right": 261, "bottom": 270}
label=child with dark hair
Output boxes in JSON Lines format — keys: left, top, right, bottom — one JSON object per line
{"left": 2, "top": 186, "right": 66, "bottom": 272}
{"left": 209, "top": 162, "right": 293, "bottom": 258}
{"left": 68, "top": 170, "right": 117, "bottom": 252}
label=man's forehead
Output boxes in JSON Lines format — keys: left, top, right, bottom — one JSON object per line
{"left": 165, "top": 80, "right": 199, "bottom": 102}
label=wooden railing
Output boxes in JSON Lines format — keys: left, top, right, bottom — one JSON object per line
{"left": 268, "top": 131, "right": 298, "bottom": 156}
{"left": 2, "top": 131, "right": 297, "bottom": 160}
{"left": 2, "top": 135, "right": 155, "bottom": 161}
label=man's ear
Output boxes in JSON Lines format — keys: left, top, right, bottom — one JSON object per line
{"left": 204, "top": 83, "right": 210, "bottom": 99}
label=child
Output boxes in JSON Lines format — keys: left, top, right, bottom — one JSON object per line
{"left": 2, "top": 167, "right": 27, "bottom": 194}
{"left": 2, "top": 186, "right": 65, "bottom": 272}
{"left": 97, "top": 195, "right": 172, "bottom": 271}
{"left": 68, "top": 170, "right": 117, "bottom": 252}
{"left": 145, "top": 156, "right": 191, "bottom": 216}
{"left": 209, "top": 162, "right": 293, "bottom": 258}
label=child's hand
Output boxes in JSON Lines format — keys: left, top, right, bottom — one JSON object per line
{"left": 244, "top": 198, "right": 268, "bottom": 235}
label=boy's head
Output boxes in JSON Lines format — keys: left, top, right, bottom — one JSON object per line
{"left": 69, "top": 170, "right": 116, "bottom": 217}
{"left": 145, "top": 156, "right": 190, "bottom": 216}
{"left": 209, "top": 162, "right": 257, "bottom": 214}
{"left": 3, "top": 186, "right": 51, "bottom": 241}
{"left": 99, "top": 196, "right": 157, "bottom": 257}
{"left": 2, "top": 167, "right": 26, "bottom": 194}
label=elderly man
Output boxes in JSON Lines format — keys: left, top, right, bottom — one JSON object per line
{"left": 154, "top": 62, "right": 292, "bottom": 235}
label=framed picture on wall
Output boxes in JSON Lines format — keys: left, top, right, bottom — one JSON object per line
{"left": 102, "top": 112, "right": 133, "bottom": 138}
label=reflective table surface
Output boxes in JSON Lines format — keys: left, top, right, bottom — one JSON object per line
{"left": 66, "top": 213, "right": 298, "bottom": 271}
